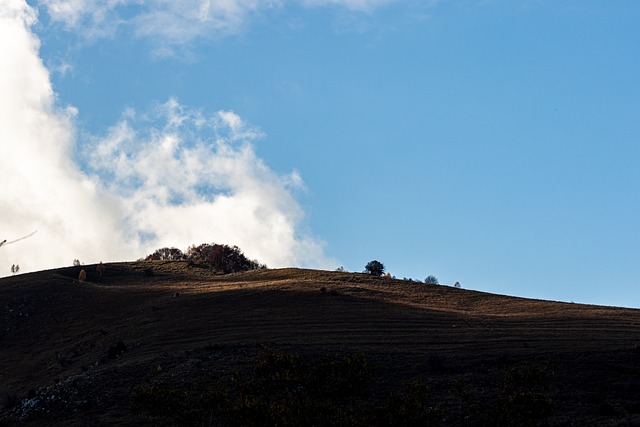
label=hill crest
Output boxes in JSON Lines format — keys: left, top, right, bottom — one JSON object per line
{"left": 2, "top": 262, "right": 640, "bottom": 425}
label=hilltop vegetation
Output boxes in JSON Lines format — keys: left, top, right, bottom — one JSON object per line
{"left": 146, "top": 243, "right": 267, "bottom": 273}
{"left": 1, "top": 263, "right": 640, "bottom": 425}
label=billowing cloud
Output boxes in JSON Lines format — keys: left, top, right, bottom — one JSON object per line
{"left": 86, "top": 98, "right": 329, "bottom": 268}
{"left": 1, "top": 0, "right": 335, "bottom": 275}
{"left": 35, "top": 0, "right": 398, "bottom": 52}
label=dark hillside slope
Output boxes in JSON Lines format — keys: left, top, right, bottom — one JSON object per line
{"left": 1, "top": 262, "right": 640, "bottom": 425}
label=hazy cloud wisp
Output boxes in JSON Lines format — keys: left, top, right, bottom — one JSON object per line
{"left": 36, "top": 0, "right": 398, "bottom": 52}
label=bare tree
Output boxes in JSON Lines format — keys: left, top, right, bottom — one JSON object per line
{"left": 0, "top": 231, "right": 37, "bottom": 248}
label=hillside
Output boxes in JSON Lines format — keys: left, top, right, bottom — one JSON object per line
{"left": 1, "top": 262, "right": 640, "bottom": 425}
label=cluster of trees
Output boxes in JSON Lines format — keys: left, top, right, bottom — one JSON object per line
{"left": 146, "top": 243, "right": 266, "bottom": 274}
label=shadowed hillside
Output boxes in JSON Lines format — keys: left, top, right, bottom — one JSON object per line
{"left": 1, "top": 262, "right": 640, "bottom": 425}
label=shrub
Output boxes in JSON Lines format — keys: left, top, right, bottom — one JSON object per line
{"left": 364, "top": 260, "right": 385, "bottom": 276}
{"left": 424, "top": 275, "right": 439, "bottom": 285}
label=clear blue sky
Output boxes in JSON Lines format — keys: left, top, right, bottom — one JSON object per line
{"left": 3, "top": 0, "right": 638, "bottom": 307}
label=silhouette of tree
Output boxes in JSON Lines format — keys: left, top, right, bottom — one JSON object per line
{"left": 364, "top": 260, "right": 385, "bottom": 276}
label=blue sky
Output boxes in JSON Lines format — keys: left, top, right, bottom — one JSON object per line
{"left": 2, "top": 0, "right": 638, "bottom": 307}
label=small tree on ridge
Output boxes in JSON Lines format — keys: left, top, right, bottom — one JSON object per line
{"left": 364, "top": 260, "right": 385, "bottom": 276}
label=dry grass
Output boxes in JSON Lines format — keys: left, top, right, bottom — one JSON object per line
{"left": 1, "top": 262, "right": 640, "bottom": 425}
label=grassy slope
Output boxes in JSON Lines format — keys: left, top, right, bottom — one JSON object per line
{"left": 1, "top": 261, "right": 640, "bottom": 425}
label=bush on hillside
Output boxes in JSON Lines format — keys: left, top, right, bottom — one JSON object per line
{"left": 424, "top": 275, "right": 439, "bottom": 285}
{"left": 186, "top": 243, "right": 266, "bottom": 274}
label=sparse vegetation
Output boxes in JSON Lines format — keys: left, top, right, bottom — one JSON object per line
{"left": 452, "top": 363, "right": 556, "bottom": 426}
{"left": 364, "top": 260, "right": 384, "bottom": 276}
{"left": 376, "top": 380, "right": 442, "bottom": 426}
{"left": 491, "top": 363, "right": 555, "bottom": 425}
{"left": 131, "top": 348, "right": 447, "bottom": 426}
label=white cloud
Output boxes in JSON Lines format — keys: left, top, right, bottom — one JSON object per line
{"left": 0, "top": 0, "right": 335, "bottom": 275}
{"left": 1, "top": 0, "right": 132, "bottom": 272}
